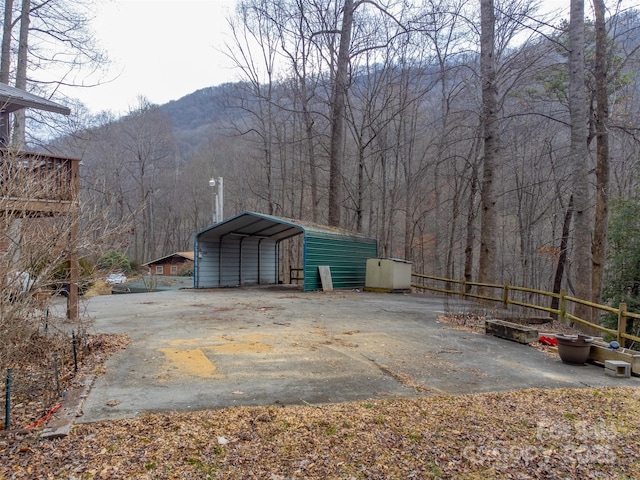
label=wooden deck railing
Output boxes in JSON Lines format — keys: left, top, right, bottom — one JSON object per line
{"left": 412, "top": 272, "right": 640, "bottom": 348}
{"left": 0, "top": 150, "right": 80, "bottom": 214}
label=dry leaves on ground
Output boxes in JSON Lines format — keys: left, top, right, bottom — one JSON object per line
{"left": 1, "top": 387, "right": 639, "bottom": 479}
{"left": 437, "top": 313, "right": 582, "bottom": 336}
{"left": 0, "top": 333, "right": 129, "bottom": 433}
{"left": 437, "top": 313, "right": 590, "bottom": 358}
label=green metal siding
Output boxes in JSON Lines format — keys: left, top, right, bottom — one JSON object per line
{"left": 303, "top": 232, "right": 378, "bottom": 291}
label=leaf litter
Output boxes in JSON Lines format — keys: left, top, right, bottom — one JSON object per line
{"left": 1, "top": 324, "right": 639, "bottom": 479}
{"left": 1, "top": 387, "right": 639, "bottom": 479}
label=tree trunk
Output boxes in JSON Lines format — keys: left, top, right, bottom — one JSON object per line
{"left": 591, "top": 0, "right": 609, "bottom": 306}
{"left": 303, "top": 102, "right": 319, "bottom": 223}
{"left": 357, "top": 143, "right": 365, "bottom": 232}
{"left": 550, "top": 195, "right": 574, "bottom": 318}
{"left": 12, "top": 0, "right": 29, "bottom": 149}
{"left": 464, "top": 160, "right": 479, "bottom": 293}
{"left": 569, "top": 0, "right": 592, "bottom": 321}
{"left": 1, "top": 0, "right": 13, "bottom": 83}
{"left": 478, "top": 0, "right": 499, "bottom": 293}
{"left": 0, "top": 0, "right": 12, "bottom": 144}
{"left": 328, "top": 0, "right": 354, "bottom": 228}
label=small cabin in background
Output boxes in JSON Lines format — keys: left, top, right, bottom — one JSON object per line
{"left": 143, "top": 251, "right": 194, "bottom": 276}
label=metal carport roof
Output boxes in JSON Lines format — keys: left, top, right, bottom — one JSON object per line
{"left": 194, "top": 211, "right": 378, "bottom": 291}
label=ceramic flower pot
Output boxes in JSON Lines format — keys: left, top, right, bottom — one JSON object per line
{"left": 555, "top": 334, "right": 594, "bottom": 365}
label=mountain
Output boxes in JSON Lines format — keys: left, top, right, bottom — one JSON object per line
{"left": 160, "top": 83, "right": 234, "bottom": 132}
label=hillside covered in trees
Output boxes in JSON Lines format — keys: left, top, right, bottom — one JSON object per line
{"left": 48, "top": 0, "right": 640, "bottom": 313}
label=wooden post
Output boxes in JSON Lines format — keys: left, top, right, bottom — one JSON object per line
{"left": 502, "top": 281, "right": 509, "bottom": 310}
{"left": 462, "top": 279, "right": 467, "bottom": 300}
{"left": 66, "top": 159, "right": 80, "bottom": 321}
{"left": 618, "top": 303, "right": 628, "bottom": 348}
{"left": 559, "top": 288, "right": 567, "bottom": 325}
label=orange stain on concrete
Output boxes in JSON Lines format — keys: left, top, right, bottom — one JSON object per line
{"left": 158, "top": 347, "right": 222, "bottom": 379}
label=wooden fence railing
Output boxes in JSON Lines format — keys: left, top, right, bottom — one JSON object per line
{"left": 411, "top": 273, "right": 640, "bottom": 348}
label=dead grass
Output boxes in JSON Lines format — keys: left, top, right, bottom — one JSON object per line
{"left": 83, "top": 281, "right": 112, "bottom": 297}
{"left": 0, "top": 333, "right": 129, "bottom": 433}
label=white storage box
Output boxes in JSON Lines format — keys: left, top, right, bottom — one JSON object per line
{"left": 365, "top": 258, "right": 412, "bottom": 292}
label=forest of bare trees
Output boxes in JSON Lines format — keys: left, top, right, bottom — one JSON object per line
{"left": 6, "top": 0, "right": 640, "bottom": 310}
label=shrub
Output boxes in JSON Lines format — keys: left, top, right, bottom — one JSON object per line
{"left": 97, "top": 251, "right": 132, "bottom": 273}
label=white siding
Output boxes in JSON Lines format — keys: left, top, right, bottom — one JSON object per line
{"left": 196, "top": 236, "right": 280, "bottom": 288}
{"left": 259, "top": 239, "right": 278, "bottom": 284}
{"left": 196, "top": 238, "right": 220, "bottom": 288}
{"left": 220, "top": 237, "right": 241, "bottom": 286}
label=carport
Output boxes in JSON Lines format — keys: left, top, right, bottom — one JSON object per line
{"left": 194, "top": 211, "right": 378, "bottom": 291}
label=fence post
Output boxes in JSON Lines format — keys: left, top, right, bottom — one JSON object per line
{"left": 559, "top": 289, "right": 567, "bottom": 325}
{"left": 461, "top": 279, "right": 467, "bottom": 300}
{"left": 502, "top": 282, "right": 509, "bottom": 310}
{"left": 618, "top": 303, "right": 628, "bottom": 348}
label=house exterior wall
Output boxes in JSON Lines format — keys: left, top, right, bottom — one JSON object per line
{"left": 147, "top": 257, "right": 193, "bottom": 276}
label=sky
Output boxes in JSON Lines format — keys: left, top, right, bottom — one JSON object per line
{"left": 72, "top": 0, "right": 239, "bottom": 115}
{"left": 69, "top": 0, "right": 630, "bottom": 117}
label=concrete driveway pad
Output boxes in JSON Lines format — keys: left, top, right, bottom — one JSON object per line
{"left": 78, "top": 288, "right": 639, "bottom": 423}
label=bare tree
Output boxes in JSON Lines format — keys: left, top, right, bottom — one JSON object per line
{"left": 225, "top": 0, "right": 283, "bottom": 216}
{"left": 591, "top": 0, "right": 609, "bottom": 305}
{"left": 0, "top": 149, "right": 131, "bottom": 372}
{"left": 569, "top": 0, "right": 592, "bottom": 320}
{"left": 274, "top": 0, "right": 330, "bottom": 223}
{"left": 327, "top": 0, "right": 355, "bottom": 227}
{"left": 0, "top": 0, "right": 107, "bottom": 146}
{"left": 12, "top": 0, "right": 31, "bottom": 149}
{"left": 119, "top": 98, "right": 176, "bottom": 263}
{"left": 0, "top": 0, "right": 13, "bottom": 84}
{"left": 478, "top": 0, "right": 499, "bottom": 291}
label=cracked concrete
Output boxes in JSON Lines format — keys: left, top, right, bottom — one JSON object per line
{"left": 74, "top": 287, "right": 639, "bottom": 423}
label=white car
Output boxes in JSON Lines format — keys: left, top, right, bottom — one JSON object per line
{"left": 106, "top": 273, "right": 127, "bottom": 285}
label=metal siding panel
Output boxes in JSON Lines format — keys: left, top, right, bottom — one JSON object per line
{"left": 241, "top": 238, "right": 260, "bottom": 285}
{"left": 220, "top": 237, "right": 241, "bottom": 286}
{"left": 303, "top": 234, "right": 377, "bottom": 291}
{"left": 197, "top": 239, "right": 221, "bottom": 288}
{"left": 259, "top": 240, "right": 278, "bottom": 284}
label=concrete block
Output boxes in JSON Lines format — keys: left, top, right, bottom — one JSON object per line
{"left": 589, "top": 343, "right": 640, "bottom": 376}
{"left": 485, "top": 319, "right": 539, "bottom": 344}
{"left": 604, "top": 360, "right": 631, "bottom": 378}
